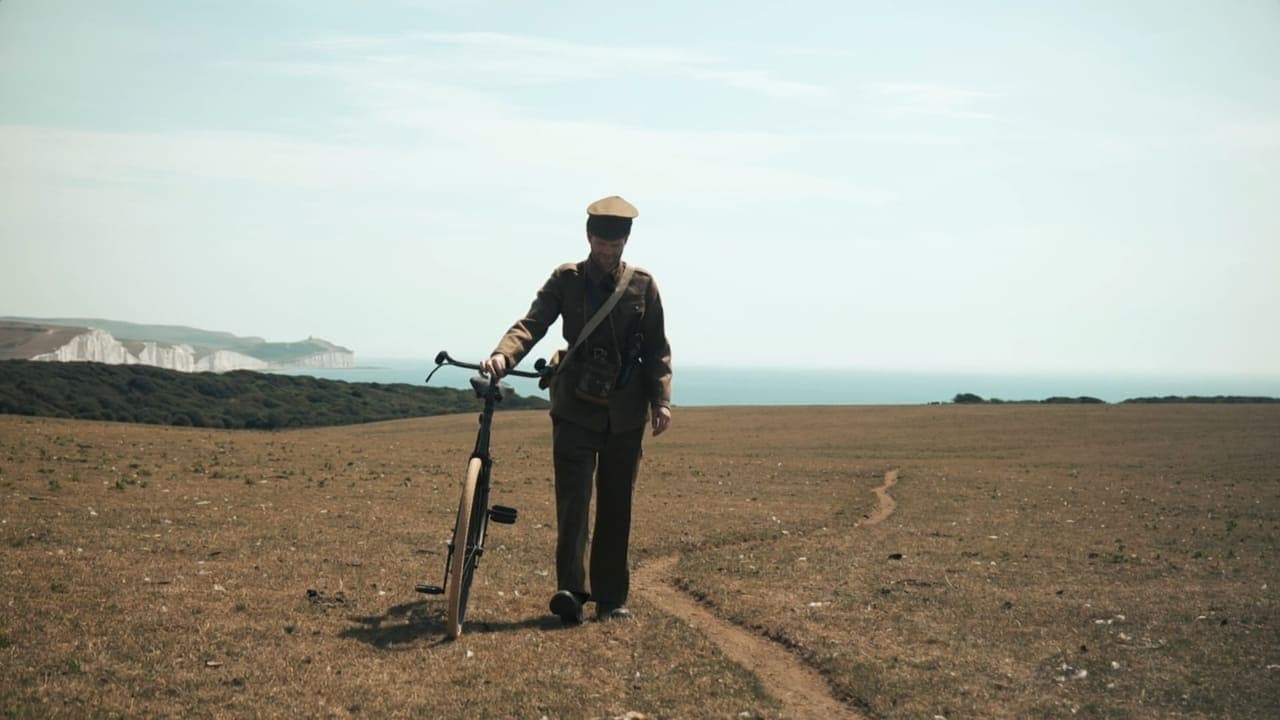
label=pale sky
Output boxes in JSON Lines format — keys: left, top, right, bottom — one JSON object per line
{"left": 2, "top": 1, "right": 1277, "bottom": 376}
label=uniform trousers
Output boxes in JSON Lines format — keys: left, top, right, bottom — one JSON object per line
{"left": 551, "top": 418, "right": 644, "bottom": 606}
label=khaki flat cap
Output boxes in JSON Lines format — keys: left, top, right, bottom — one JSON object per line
{"left": 586, "top": 195, "right": 639, "bottom": 218}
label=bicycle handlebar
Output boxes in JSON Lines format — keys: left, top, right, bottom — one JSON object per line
{"left": 430, "top": 350, "right": 547, "bottom": 380}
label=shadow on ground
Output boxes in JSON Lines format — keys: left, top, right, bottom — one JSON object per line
{"left": 341, "top": 600, "right": 565, "bottom": 649}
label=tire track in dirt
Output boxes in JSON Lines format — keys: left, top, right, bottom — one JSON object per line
{"left": 632, "top": 469, "right": 899, "bottom": 719}
{"left": 861, "top": 469, "right": 898, "bottom": 526}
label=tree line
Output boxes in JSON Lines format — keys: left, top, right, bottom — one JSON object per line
{"left": 952, "top": 392, "right": 1278, "bottom": 405}
{"left": 0, "top": 360, "right": 548, "bottom": 429}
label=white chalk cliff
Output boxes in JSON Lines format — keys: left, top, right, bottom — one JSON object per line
{"left": 22, "top": 327, "right": 351, "bottom": 373}
{"left": 274, "top": 351, "right": 355, "bottom": 369}
{"left": 32, "top": 328, "right": 136, "bottom": 365}
{"left": 193, "top": 350, "right": 270, "bottom": 372}
{"left": 130, "top": 341, "right": 198, "bottom": 372}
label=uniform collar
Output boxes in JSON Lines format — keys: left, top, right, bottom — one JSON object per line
{"left": 584, "top": 257, "right": 623, "bottom": 286}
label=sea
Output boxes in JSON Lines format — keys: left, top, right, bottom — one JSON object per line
{"left": 274, "top": 358, "right": 1280, "bottom": 406}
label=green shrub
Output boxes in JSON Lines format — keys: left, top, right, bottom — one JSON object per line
{"left": 0, "top": 360, "right": 548, "bottom": 429}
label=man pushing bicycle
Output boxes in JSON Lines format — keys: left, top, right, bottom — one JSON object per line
{"left": 480, "top": 195, "right": 673, "bottom": 624}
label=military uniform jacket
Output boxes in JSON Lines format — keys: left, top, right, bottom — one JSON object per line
{"left": 493, "top": 259, "right": 672, "bottom": 433}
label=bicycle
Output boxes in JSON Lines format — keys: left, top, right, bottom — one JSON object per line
{"left": 415, "top": 350, "right": 547, "bottom": 639}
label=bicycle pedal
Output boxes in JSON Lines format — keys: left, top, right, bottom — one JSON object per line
{"left": 489, "top": 505, "right": 518, "bottom": 524}
{"left": 415, "top": 584, "right": 444, "bottom": 595}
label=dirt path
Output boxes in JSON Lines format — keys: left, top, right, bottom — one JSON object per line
{"left": 634, "top": 556, "right": 862, "bottom": 719}
{"left": 862, "top": 469, "right": 898, "bottom": 526}
{"left": 633, "top": 469, "right": 900, "bottom": 719}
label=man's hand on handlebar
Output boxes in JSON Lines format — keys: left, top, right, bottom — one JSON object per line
{"left": 480, "top": 354, "right": 507, "bottom": 379}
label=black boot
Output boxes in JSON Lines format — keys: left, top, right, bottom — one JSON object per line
{"left": 549, "top": 590, "right": 586, "bottom": 625}
{"left": 596, "top": 602, "right": 632, "bottom": 621}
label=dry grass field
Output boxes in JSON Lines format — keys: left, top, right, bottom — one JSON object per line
{"left": 1, "top": 404, "right": 1277, "bottom": 718}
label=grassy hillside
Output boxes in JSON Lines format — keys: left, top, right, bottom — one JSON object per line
{"left": 0, "top": 316, "right": 265, "bottom": 350}
{"left": 240, "top": 338, "right": 347, "bottom": 363}
{"left": 0, "top": 360, "right": 546, "bottom": 429}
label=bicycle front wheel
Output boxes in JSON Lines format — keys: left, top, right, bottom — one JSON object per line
{"left": 445, "top": 457, "right": 485, "bottom": 639}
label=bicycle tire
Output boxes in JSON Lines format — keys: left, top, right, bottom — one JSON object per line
{"left": 445, "top": 457, "right": 485, "bottom": 638}
{"left": 457, "top": 466, "right": 491, "bottom": 634}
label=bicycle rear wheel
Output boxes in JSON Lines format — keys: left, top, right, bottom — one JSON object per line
{"left": 445, "top": 457, "right": 487, "bottom": 638}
